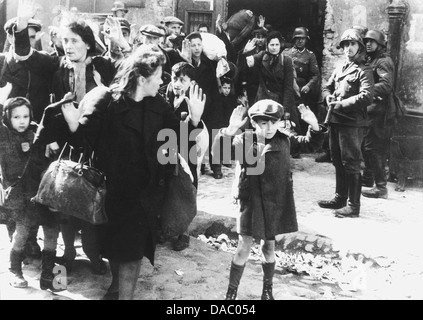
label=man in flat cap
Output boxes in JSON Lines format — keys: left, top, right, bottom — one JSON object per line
{"left": 137, "top": 24, "right": 185, "bottom": 98}
{"left": 162, "top": 16, "right": 185, "bottom": 50}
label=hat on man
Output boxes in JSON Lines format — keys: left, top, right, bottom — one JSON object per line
{"left": 139, "top": 24, "right": 165, "bottom": 38}
{"left": 252, "top": 28, "right": 267, "bottom": 37}
{"left": 162, "top": 16, "right": 184, "bottom": 26}
{"left": 4, "top": 17, "right": 42, "bottom": 35}
{"left": 248, "top": 99, "right": 284, "bottom": 121}
{"left": 111, "top": 1, "right": 128, "bottom": 13}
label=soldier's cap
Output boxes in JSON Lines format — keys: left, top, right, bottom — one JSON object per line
{"left": 248, "top": 99, "right": 284, "bottom": 121}
{"left": 162, "top": 16, "right": 184, "bottom": 26}
{"left": 139, "top": 24, "right": 165, "bottom": 38}
{"left": 252, "top": 28, "right": 267, "bottom": 37}
{"left": 4, "top": 17, "right": 42, "bottom": 35}
{"left": 117, "top": 18, "right": 131, "bottom": 31}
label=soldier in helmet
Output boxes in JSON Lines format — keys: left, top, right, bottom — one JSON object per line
{"left": 317, "top": 28, "right": 374, "bottom": 218}
{"left": 111, "top": 1, "right": 128, "bottom": 18}
{"left": 284, "top": 27, "right": 321, "bottom": 135}
{"left": 361, "top": 30, "right": 396, "bottom": 199}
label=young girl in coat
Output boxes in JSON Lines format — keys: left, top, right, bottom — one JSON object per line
{"left": 212, "top": 99, "right": 325, "bottom": 300}
{"left": 0, "top": 97, "right": 61, "bottom": 290}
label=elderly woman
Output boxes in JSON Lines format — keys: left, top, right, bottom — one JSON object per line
{"left": 61, "top": 44, "right": 205, "bottom": 300}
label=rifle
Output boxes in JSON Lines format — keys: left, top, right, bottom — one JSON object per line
{"left": 323, "top": 97, "right": 355, "bottom": 128}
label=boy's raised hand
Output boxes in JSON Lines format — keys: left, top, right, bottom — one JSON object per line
{"left": 185, "top": 85, "right": 205, "bottom": 126}
{"left": 298, "top": 104, "right": 319, "bottom": 131}
{"left": 226, "top": 106, "right": 248, "bottom": 135}
{"left": 178, "top": 39, "right": 192, "bottom": 63}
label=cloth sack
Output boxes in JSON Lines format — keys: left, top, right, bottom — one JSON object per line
{"left": 160, "top": 154, "right": 197, "bottom": 238}
{"left": 201, "top": 33, "right": 227, "bottom": 61}
{"left": 31, "top": 144, "right": 108, "bottom": 225}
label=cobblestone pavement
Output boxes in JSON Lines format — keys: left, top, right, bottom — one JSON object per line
{"left": 0, "top": 154, "right": 422, "bottom": 300}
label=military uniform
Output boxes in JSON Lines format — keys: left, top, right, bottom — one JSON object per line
{"left": 284, "top": 47, "right": 321, "bottom": 131}
{"left": 361, "top": 48, "right": 396, "bottom": 196}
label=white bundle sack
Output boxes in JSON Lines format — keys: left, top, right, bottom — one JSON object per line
{"left": 201, "top": 33, "right": 227, "bottom": 61}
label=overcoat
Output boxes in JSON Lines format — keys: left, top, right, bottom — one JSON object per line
{"left": 70, "top": 86, "right": 201, "bottom": 264}
{"left": 213, "top": 128, "right": 324, "bottom": 240}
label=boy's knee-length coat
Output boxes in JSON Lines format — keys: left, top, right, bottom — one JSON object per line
{"left": 213, "top": 128, "right": 324, "bottom": 240}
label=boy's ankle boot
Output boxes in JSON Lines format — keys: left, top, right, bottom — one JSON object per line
{"left": 225, "top": 261, "right": 245, "bottom": 300}
{"left": 9, "top": 249, "right": 28, "bottom": 288}
{"left": 261, "top": 262, "right": 275, "bottom": 300}
{"left": 225, "top": 286, "right": 238, "bottom": 300}
{"left": 40, "top": 250, "right": 66, "bottom": 292}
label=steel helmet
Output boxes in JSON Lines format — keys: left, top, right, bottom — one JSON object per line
{"left": 111, "top": 1, "right": 128, "bottom": 13}
{"left": 292, "top": 27, "right": 310, "bottom": 40}
{"left": 364, "top": 30, "right": 386, "bottom": 47}
{"left": 339, "top": 28, "right": 365, "bottom": 48}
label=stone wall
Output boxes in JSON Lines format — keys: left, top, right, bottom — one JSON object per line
{"left": 400, "top": 0, "right": 423, "bottom": 115}
{"left": 321, "top": 0, "right": 390, "bottom": 82}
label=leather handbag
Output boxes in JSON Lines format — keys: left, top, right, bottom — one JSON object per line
{"left": 32, "top": 143, "right": 108, "bottom": 225}
{"left": 160, "top": 154, "right": 197, "bottom": 238}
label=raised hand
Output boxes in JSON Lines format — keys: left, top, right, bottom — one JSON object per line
{"left": 186, "top": 85, "right": 205, "bottom": 126}
{"left": 129, "top": 24, "right": 138, "bottom": 46}
{"left": 226, "top": 106, "right": 248, "bottom": 135}
{"left": 102, "top": 17, "right": 130, "bottom": 51}
{"left": 216, "top": 14, "right": 222, "bottom": 33}
{"left": 243, "top": 38, "right": 257, "bottom": 54}
{"left": 258, "top": 15, "right": 265, "bottom": 28}
{"left": 17, "top": 0, "right": 38, "bottom": 31}
{"left": 298, "top": 104, "right": 319, "bottom": 130}
{"left": 178, "top": 39, "right": 192, "bottom": 63}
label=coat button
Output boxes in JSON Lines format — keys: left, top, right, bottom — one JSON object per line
{"left": 159, "top": 179, "right": 165, "bottom": 186}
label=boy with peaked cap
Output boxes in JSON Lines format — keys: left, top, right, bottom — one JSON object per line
{"left": 212, "top": 99, "right": 326, "bottom": 300}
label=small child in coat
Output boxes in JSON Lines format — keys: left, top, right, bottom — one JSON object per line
{"left": 212, "top": 99, "right": 326, "bottom": 300}
{"left": 0, "top": 97, "right": 53, "bottom": 289}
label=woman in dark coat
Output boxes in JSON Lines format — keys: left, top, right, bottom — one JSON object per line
{"left": 243, "top": 31, "right": 299, "bottom": 131}
{"left": 212, "top": 100, "right": 325, "bottom": 300}
{"left": 61, "top": 44, "right": 205, "bottom": 300}
{"left": 13, "top": 4, "right": 120, "bottom": 274}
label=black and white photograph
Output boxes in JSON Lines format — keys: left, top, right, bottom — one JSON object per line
{"left": 0, "top": 0, "right": 422, "bottom": 306}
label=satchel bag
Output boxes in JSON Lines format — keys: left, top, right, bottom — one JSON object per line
{"left": 32, "top": 143, "right": 108, "bottom": 225}
{"left": 160, "top": 154, "right": 197, "bottom": 238}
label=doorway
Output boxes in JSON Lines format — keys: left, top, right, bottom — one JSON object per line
{"left": 227, "top": 0, "right": 327, "bottom": 69}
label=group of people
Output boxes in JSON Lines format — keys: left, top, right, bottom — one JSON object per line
{"left": 0, "top": 0, "right": 396, "bottom": 301}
